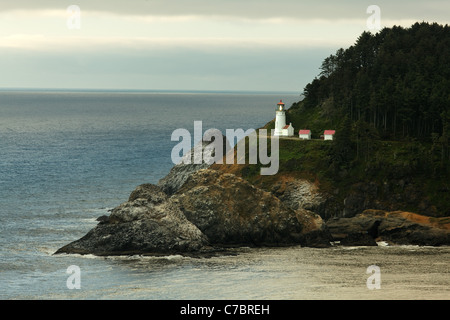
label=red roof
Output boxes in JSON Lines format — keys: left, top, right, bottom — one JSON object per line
{"left": 299, "top": 130, "right": 310, "bottom": 134}
{"left": 283, "top": 125, "right": 290, "bottom": 129}
{"left": 324, "top": 130, "right": 335, "bottom": 135}
{"left": 277, "top": 100, "right": 285, "bottom": 105}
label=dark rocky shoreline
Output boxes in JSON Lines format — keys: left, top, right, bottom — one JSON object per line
{"left": 326, "top": 209, "right": 450, "bottom": 247}
{"left": 55, "top": 169, "right": 332, "bottom": 256}
{"left": 55, "top": 140, "right": 450, "bottom": 257}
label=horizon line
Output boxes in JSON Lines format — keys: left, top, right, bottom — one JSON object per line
{"left": 0, "top": 87, "right": 301, "bottom": 95}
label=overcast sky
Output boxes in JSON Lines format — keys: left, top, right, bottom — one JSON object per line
{"left": 0, "top": 0, "right": 448, "bottom": 92}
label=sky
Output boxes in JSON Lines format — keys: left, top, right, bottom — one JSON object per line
{"left": 0, "top": 0, "right": 449, "bottom": 92}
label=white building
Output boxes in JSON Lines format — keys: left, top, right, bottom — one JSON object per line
{"left": 274, "top": 100, "right": 294, "bottom": 137}
{"left": 299, "top": 129, "right": 311, "bottom": 140}
{"left": 281, "top": 123, "right": 294, "bottom": 136}
{"left": 324, "top": 130, "right": 336, "bottom": 140}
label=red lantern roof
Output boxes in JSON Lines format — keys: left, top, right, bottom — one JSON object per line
{"left": 277, "top": 100, "right": 285, "bottom": 105}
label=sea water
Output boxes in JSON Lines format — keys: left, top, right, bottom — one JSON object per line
{"left": 0, "top": 90, "right": 448, "bottom": 300}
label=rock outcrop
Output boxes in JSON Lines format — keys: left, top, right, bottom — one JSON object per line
{"left": 55, "top": 128, "right": 450, "bottom": 256}
{"left": 326, "top": 209, "right": 450, "bottom": 246}
{"left": 157, "top": 157, "right": 209, "bottom": 196}
{"left": 270, "top": 178, "right": 326, "bottom": 213}
{"left": 55, "top": 184, "right": 210, "bottom": 256}
{"left": 55, "top": 168, "right": 332, "bottom": 256}
{"left": 173, "top": 169, "right": 331, "bottom": 247}
{"left": 158, "top": 131, "right": 230, "bottom": 195}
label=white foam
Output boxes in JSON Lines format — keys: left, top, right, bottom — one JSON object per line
{"left": 37, "top": 246, "right": 57, "bottom": 256}
{"left": 165, "top": 254, "right": 184, "bottom": 260}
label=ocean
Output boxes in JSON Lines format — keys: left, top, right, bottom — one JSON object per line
{"left": 0, "top": 90, "right": 448, "bottom": 300}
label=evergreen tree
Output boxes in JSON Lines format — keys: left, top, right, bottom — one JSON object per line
{"left": 331, "top": 116, "right": 354, "bottom": 169}
{"left": 301, "top": 22, "right": 450, "bottom": 142}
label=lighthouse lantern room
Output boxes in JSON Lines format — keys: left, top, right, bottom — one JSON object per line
{"left": 274, "top": 100, "right": 294, "bottom": 137}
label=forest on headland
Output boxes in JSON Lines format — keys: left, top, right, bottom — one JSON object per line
{"left": 296, "top": 22, "right": 449, "bottom": 162}
{"left": 301, "top": 22, "right": 449, "bottom": 139}
{"left": 255, "top": 22, "right": 450, "bottom": 217}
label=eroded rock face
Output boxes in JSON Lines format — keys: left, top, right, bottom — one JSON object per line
{"left": 55, "top": 184, "right": 209, "bottom": 256}
{"left": 55, "top": 169, "right": 333, "bottom": 256}
{"left": 157, "top": 160, "right": 210, "bottom": 196}
{"left": 271, "top": 179, "right": 326, "bottom": 212}
{"left": 157, "top": 132, "right": 230, "bottom": 196}
{"left": 128, "top": 183, "right": 168, "bottom": 203}
{"left": 326, "top": 209, "right": 450, "bottom": 246}
{"left": 173, "top": 169, "right": 332, "bottom": 247}
{"left": 55, "top": 166, "right": 450, "bottom": 256}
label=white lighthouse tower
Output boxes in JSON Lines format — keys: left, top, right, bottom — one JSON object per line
{"left": 274, "top": 100, "right": 294, "bottom": 137}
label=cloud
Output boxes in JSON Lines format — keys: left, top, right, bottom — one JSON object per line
{"left": 0, "top": 7, "right": 363, "bottom": 51}
{"left": 0, "top": 36, "right": 331, "bottom": 91}
{"left": 2, "top": 0, "right": 449, "bottom": 21}
{"left": 2, "top": 1, "right": 448, "bottom": 52}
{"left": 0, "top": 1, "right": 448, "bottom": 91}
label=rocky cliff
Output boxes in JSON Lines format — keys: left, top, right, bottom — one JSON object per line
{"left": 157, "top": 131, "right": 230, "bottom": 195}
{"left": 56, "top": 169, "right": 332, "bottom": 256}
{"left": 55, "top": 132, "right": 333, "bottom": 256}
{"left": 211, "top": 155, "right": 450, "bottom": 246}
{"left": 55, "top": 184, "right": 210, "bottom": 256}
{"left": 56, "top": 131, "right": 450, "bottom": 256}
{"left": 326, "top": 209, "right": 450, "bottom": 246}
{"left": 173, "top": 169, "right": 330, "bottom": 247}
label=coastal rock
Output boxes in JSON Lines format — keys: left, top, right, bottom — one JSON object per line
{"left": 128, "top": 183, "right": 168, "bottom": 203}
{"left": 157, "top": 159, "right": 209, "bottom": 196}
{"left": 157, "top": 131, "right": 230, "bottom": 195}
{"left": 173, "top": 169, "right": 332, "bottom": 247}
{"left": 326, "top": 209, "right": 450, "bottom": 246}
{"left": 55, "top": 171, "right": 332, "bottom": 257}
{"left": 337, "top": 179, "right": 439, "bottom": 219}
{"left": 55, "top": 184, "right": 209, "bottom": 256}
{"left": 271, "top": 178, "right": 326, "bottom": 213}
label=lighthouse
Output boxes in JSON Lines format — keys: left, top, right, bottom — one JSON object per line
{"left": 274, "top": 100, "right": 294, "bottom": 137}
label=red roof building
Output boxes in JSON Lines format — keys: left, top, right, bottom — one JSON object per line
{"left": 324, "top": 130, "right": 335, "bottom": 140}
{"left": 299, "top": 129, "right": 311, "bottom": 140}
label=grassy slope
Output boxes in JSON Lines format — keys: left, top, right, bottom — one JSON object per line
{"left": 212, "top": 102, "right": 450, "bottom": 218}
